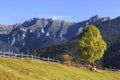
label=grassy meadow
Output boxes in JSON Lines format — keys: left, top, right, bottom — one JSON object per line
{"left": 0, "top": 58, "right": 120, "bottom": 80}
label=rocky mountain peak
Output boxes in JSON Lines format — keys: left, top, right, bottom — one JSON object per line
{"left": 89, "top": 15, "right": 110, "bottom": 23}
{"left": 89, "top": 15, "right": 100, "bottom": 22}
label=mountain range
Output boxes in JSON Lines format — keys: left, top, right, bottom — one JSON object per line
{"left": 0, "top": 15, "right": 112, "bottom": 52}
{"left": 0, "top": 15, "right": 120, "bottom": 69}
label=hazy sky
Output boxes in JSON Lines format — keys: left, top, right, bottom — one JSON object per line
{"left": 0, "top": 0, "right": 120, "bottom": 24}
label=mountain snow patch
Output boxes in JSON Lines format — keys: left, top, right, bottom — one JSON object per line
{"left": 41, "top": 28, "right": 45, "bottom": 33}
{"left": 37, "top": 33, "right": 41, "bottom": 38}
{"left": 30, "top": 29, "right": 33, "bottom": 33}
{"left": 22, "top": 42, "right": 25, "bottom": 46}
{"left": 11, "top": 37, "right": 15, "bottom": 46}
{"left": 20, "top": 27, "right": 27, "bottom": 32}
{"left": 46, "top": 32, "right": 50, "bottom": 36}
{"left": 60, "top": 31, "right": 63, "bottom": 37}
{"left": 77, "top": 27, "right": 83, "bottom": 35}
{"left": 21, "top": 33, "right": 26, "bottom": 39}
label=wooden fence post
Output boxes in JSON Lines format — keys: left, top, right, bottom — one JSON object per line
{"left": 48, "top": 57, "right": 49, "bottom": 62}
{"left": 3, "top": 52, "right": 5, "bottom": 58}
{"left": 22, "top": 53, "right": 23, "bottom": 60}
{"left": 42, "top": 57, "right": 44, "bottom": 61}
{"left": 31, "top": 55, "right": 33, "bottom": 60}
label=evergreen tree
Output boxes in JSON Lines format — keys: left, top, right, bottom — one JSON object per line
{"left": 78, "top": 25, "right": 106, "bottom": 65}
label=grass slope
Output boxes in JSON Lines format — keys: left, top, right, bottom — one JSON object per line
{"left": 0, "top": 58, "right": 120, "bottom": 80}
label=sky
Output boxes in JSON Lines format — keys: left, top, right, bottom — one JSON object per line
{"left": 0, "top": 0, "right": 120, "bottom": 25}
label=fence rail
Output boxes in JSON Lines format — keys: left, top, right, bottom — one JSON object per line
{"left": 98, "top": 67, "right": 120, "bottom": 71}
{"left": 0, "top": 52, "right": 60, "bottom": 63}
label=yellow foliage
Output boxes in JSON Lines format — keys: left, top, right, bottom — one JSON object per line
{"left": 78, "top": 25, "right": 107, "bottom": 63}
{"left": 63, "top": 54, "right": 72, "bottom": 61}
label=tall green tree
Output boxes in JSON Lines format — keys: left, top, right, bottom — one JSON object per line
{"left": 78, "top": 25, "right": 106, "bottom": 65}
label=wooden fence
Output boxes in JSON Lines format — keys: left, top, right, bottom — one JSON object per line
{"left": 0, "top": 52, "right": 60, "bottom": 63}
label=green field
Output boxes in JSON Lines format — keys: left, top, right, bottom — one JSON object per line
{"left": 0, "top": 58, "right": 120, "bottom": 80}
